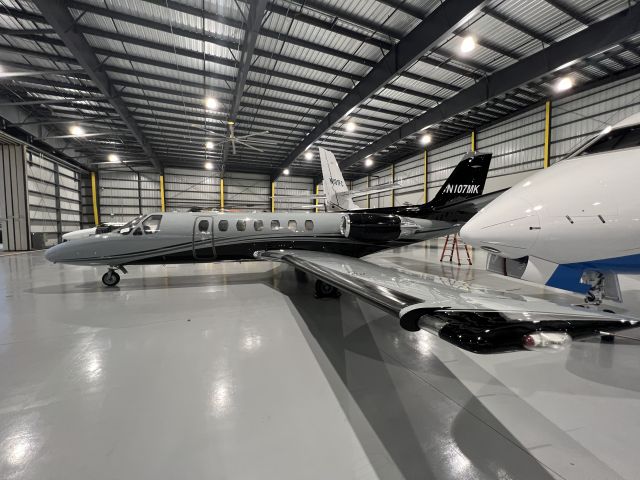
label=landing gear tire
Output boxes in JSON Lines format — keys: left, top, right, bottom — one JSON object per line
{"left": 102, "top": 270, "right": 120, "bottom": 287}
{"left": 315, "top": 279, "right": 340, "bottom": 299}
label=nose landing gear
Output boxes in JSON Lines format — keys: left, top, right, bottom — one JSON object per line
{"left": 102, "top": 265, "right": 128, "bottom": 287}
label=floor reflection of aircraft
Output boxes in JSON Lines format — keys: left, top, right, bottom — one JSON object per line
{"left": 44, "top": 151, "right": 639, "bottom": 354}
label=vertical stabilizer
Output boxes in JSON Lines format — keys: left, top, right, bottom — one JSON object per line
{"left": 319, "top": 147, "right": 359, "bottom": 211}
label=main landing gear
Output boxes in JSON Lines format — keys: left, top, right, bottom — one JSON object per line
{"left": 584, "top": 271, "right": 605, "bottom": 305}
{"left": 102, "top": 265, "right": 128, "bottom": 287}
{"left": 315, "top": 279, "right": 341, "bottom": 299}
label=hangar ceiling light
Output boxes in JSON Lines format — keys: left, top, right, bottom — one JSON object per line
{"left": 205, "top": 97, "right": 218, "bottom": 110}
{"left": 364, "top": 157, "right": 373, "bottom": 167}
{"left": 204, "top": 162, "right": 213, "bottom": 170}
{"left": 283, "top": 168, "right": 290, "bottom": 175}
{"left": 205, "top": 141, "right": 214, "bottom": 149}
{"left": 304, "top": 151, "right": 313, "bottom": 160}
{"left": 69, "top": 125, "right": 85, "bottom": 136}
{"left": 344, "top": 121, "right": 356, "bottom": 132}
{"left": 554, "top": 77, "right": 574, "bottom": 92}
{"left": 420, "top": 134, "right": 432, "bottom": 145}
{"left": 460, "top": 36, "right": 476, "bottom": 54}
{"left": 108, "top": 154, "right": 119, "bottom": 163}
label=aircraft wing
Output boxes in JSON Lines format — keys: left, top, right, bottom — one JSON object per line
{"left": 255, "top": 250, "right": 638, "bottom": 354}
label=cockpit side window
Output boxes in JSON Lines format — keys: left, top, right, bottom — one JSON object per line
{"left": 142, "top": 215, "right": 163, "bottom": 234}
{"left": 133, "top": 227, "right": 142, "bottom": 236}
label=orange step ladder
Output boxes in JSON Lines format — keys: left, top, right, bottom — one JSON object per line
{"left": 440, "top": 233, "right": 472, "bottom": 266}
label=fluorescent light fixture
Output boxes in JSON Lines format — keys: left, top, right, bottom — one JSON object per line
{"left": 554, "top": 77, "right": 573, "bottom": 92}
{"left": 107, "top": 154, "right": 119, "bottom": 163}
{"left": 460, "top": 36, "right": 476, "bottom": 53}
{"left": 345, "top": 121, "right": 356, "bottom": 132}
{"left": 419, "top": 134, "right": 432, "bottom": 145}
{"left": 205, "top": 97, "right": 218, "bottom": 109}
{"left": 69, "top": 125, "right": 85, "bottom": 136}
{"left": 283, "top": 168, "right": 290, "bottom": 175}
{"left": 304, "top": 151, "right": 313, "bottom": 160}
{"left": 205, "top": 141, "right": 214, "bottom": 149}
{"left": 364, "top": 157, "right": 373, "bottom": 167}
{"left": 204, "top": 162, "right": 213, "bottom": 170}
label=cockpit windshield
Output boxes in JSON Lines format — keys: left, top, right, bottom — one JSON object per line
{"left": 117, "top": 215, "right": 144, "bottom": 234}
{"left": 580, "top": 125, "right": 640, "bottom": 156}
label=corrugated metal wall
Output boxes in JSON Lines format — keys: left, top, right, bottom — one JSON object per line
{"left": 224, "top": 172, "right": 270, "bottom": 211}
{"left": 26, "top": 151, "right": 81, "bottom": 245}
{"left": 275, "top": 175, "right": 314, "bottom": 211}
{"left": 394, "top": 152, "right": 425, "bottom": 206}
{"left": 426, "top": 136, "right": 471, "bottom": 201}
{"left": 164, "top": 168, "right": 219, "bottom": 212}
{"left": 551, "top": 74, "right": 640, "bottom": 164}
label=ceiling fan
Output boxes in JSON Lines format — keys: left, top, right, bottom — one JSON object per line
{"left": 196, "top": 121, "right": 278, "bottom": 154}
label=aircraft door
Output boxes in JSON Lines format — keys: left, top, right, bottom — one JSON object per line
{"left": 193, "top": 216, "right": 215, "bottom": 259}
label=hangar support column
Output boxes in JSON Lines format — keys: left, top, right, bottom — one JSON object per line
{"left": 0, "top": 144, "right": 30, "bottom": 250}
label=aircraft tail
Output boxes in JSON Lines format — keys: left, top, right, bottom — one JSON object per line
{"left": 319, "top": 147, "right": 359, "bottom": 211}
{"left": 429, "top": 152, "right": 492, "bottom": 208}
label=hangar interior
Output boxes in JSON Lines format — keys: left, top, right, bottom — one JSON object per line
{"left": 1, "top": 1, "right": 640, "bottom": 479}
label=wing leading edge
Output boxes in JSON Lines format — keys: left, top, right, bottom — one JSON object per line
{"left": 256, "top": 250, "right": 638, "bottom": 354}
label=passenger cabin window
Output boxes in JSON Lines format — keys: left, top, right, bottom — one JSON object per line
{"left": 142, "top": 215, "right": 162, "bottom": 234}
{"left": 198, "top": 219, "right": 210, "bottom": 232}
{"left": 305, "top": 220, "right": 314, "bottom": 231}
{"left": 236, "top": 219, "right": 246, "bottom": 231}
{"left": 271, "top": 220, "right": 280, "bottom": 230}
{"left": 218, "top": 220, "right": 228, "bottom": 231}
{"left": 254, "top": 220, "right": 264, "bottom": 231}
{"left": 288, "top": 220, "right": 297, "bottom": 231}
{"left": 581, "top": 125, "right": 640, "bottom": 155}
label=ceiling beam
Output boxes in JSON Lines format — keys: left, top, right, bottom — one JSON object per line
{"left": 338, "top": 3, "right": 640, "bottom": 170}
{"left": 31, "top": 0, "right": 162, "bottom": 172}
{"left": 275, "top": 0, "right": 486, "bottom": 175}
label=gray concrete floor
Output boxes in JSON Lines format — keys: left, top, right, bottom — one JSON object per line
{"left": 0, "top": 241, "right": 639, "bottom": 479}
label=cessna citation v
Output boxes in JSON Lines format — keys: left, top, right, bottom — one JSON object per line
{"left": 461, "top": 113, "right": 640, "bottom": 305}
{"left": 44, "top": 151, "right": 639, "bottom": 354}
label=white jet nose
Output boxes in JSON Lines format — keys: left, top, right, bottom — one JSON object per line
{"left": 460, "top": 196, "right": 541, "bottom": 259}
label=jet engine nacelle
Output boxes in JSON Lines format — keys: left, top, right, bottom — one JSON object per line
{"left": 340, "top": 213, "right": 401, "bottom": 242}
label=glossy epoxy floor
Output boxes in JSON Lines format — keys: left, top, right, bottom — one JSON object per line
{"left": 1, "top": 243, "right": 640, "bottom": 480}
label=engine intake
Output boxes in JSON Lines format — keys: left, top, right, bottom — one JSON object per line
{"left": 340, "top": 213, "right": 401, "bottom": 242}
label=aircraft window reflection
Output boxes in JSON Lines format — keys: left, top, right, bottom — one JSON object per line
{"left": 582, "top": 125, "right": 640, "bottom": 155}
{"left": 198, "top": 219, "right": 209, "bottom": 233}
{"left": 143, "top": 215, "right": 162, "bottom": 234}
{"left": 271, "top": 220, "right": 280, "bottom": 230}
{"left": 254, "top": 220, "right": 264, "bottom": 231}
{"left": 236, "top": 219, "right": 246, "bottom": 231}
{"left": 118, "top": 214, "right": 143, "bottom": 235}
{"left": 218, "top": 220, "right": 228, "bottom": 231}
{"left": 288, "top": 220, "right": 297, "bottom": 231}
{"left": 305, "top": 220, "right": 314, "bottom": 231}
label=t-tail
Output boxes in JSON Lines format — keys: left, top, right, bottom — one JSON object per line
{"left": 319, "top": 147, "right": 359, "bottom": 211}
{"left": 428, "top": 152, "right": 492, "bottom": 209}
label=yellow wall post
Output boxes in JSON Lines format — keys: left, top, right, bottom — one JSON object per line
{"left": 271, "top": 181, "right": 275, "bottom": 213}
{"left": 543, "top": 100, "right": 552, "bottom": 168}
{"left": 314, "top": 183, "right": 319, "bottom": 213}
{"left": 471, "top": 130, "right": 476, "bottom": 151}
{"left": 159, "top": 175, "right": 165, "bottom": 212}
{"left": 220, "top": 178, "right": 224, "bottom": 210}
{"left": 423, "top": 149, "right": 427, "bottom": 203}
{"left": 366, "top": 175, "right": 370, "bottom": 208}
{"left": 391, "top": 163, "right": 395, "bottom": 208}
{"left": 90, "top": 171, "right": 99, "bottom": 226}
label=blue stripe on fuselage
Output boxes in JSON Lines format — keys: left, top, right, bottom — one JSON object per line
{"left": 546, "top": 252, "right": 640, "bottom": 293}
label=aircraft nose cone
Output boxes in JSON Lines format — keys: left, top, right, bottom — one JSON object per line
{"left": 44, "top": 243, "right": 64, "bottom": 263}
{"left": 461, "top": 197, "right": 541, "bottom": 259}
